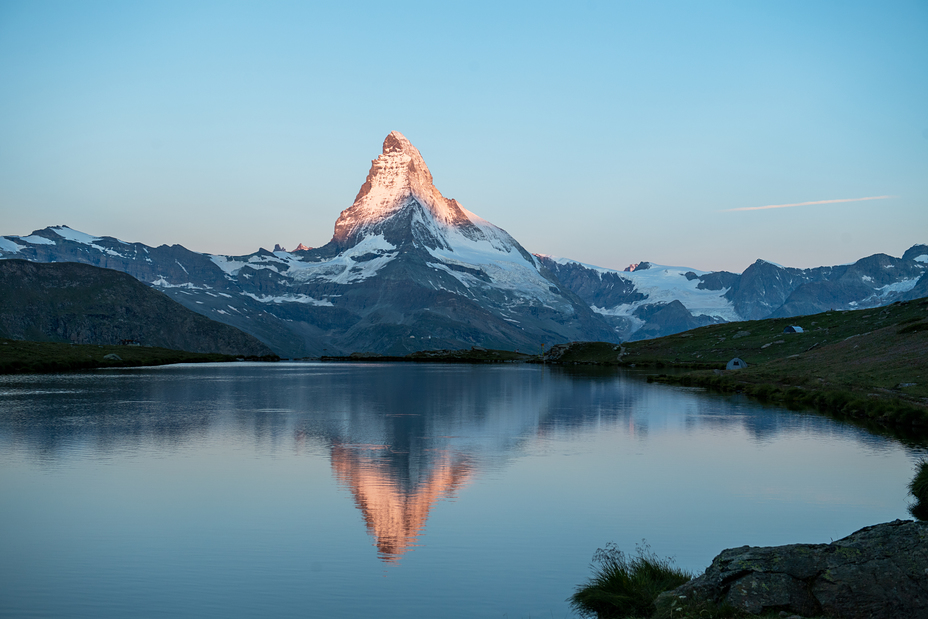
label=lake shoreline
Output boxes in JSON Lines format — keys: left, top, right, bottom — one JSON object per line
{"left": 0, "top": 338, "right": 279, "bottom": 374}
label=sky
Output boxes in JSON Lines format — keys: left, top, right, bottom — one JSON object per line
{"left": 0, "top": 0, "right": 926, "bottom": 273}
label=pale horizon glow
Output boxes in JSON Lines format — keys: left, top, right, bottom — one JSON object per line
{"left": 0, "top": 1, "right": 925, "bottom": 273}
{"left": 724, "top": 195, "right": 896, "bottom": 213}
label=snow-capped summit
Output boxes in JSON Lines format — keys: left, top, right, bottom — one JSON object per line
{"left": 0, "top": 132, "right": 618, "bottom": 356}
{"left": 331, "top": 131, "right": 519, "bottom": 255}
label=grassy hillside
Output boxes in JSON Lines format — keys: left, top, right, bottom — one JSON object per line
{"left": 619, "top": 299, "right": 927, "bottom": 385}
{"left": 542, "top": 299, "right": 928, "bottom": 431}
{"left": 0, "top": 338, "right": 277, "bottom": 374}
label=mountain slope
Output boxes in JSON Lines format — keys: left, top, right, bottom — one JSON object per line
{"left": 0, "top": 259, "right": 274, "bottom": 356}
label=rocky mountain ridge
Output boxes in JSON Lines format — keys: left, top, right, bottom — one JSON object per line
{"left": 539, "top": 246, "right": 927, "bottom": 341}
{"left": 1, "top": 132, "right": 925, "bottom": 354}
{"left": 0, "top": 133, "right": 614, "bottom": 356}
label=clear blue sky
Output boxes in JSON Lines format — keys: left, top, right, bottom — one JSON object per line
{"left": 1, "top": 0, "right": 925, "bottom": 273}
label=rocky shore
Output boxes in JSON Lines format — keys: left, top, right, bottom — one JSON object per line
{"left": 656, "top": 519, "right": 928, "bottom": 618}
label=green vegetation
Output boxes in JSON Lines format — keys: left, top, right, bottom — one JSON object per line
{"left": 620, "top": 298, "right": 927, "bottom": 381}
{"left": 648, "top": 372, "right": 928, "bottom": 439}
{"left": 909, "top": 460, "right": 928, "bottom": 521}
{"left": 545, "top": 299, "right": 928, "bottom": 433}
{"left": 540, "top": 341, "right": 627, "bottom": 365}
{"left": 0, "top": 338, "right": 278, "bottom": 374}
{"left": 569, "top": 542, "right": 823, "bottom": 618}
{"left": 569, "top": 543, "right": 691, "bottom": 619}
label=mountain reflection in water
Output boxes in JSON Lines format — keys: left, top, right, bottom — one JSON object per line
{"left": 331, "top": 442, "right": 473, "bottom": 562}
{"left": 0, "top": 362, "right": 915, "bottom": 569}
{"left": 1, "top": 362, "right": 922, "bottom": 619}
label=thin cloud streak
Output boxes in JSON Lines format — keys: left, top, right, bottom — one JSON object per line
{"left": 724, "top": 195, "right": 895, "bottom": 212}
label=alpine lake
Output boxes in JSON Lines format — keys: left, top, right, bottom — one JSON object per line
{"left": 0, "top": 362, "right": 923, "bottom": 618}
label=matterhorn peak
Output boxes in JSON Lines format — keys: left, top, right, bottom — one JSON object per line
{"left": 331, "top": 131, "right": 477, "bottom": 248}
{"left": 382, "top": 130, "right": 417, "bottom": 155}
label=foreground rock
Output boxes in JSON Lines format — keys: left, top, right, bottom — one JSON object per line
{"left": 658, "top": 520, "right": 928, "bottom": 618}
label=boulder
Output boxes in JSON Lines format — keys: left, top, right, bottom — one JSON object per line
{"left": 657, "top": 520, "right": 928, "bottom": 618}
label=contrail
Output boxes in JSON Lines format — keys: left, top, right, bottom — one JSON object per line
{"left": 724, "top": 195, "right": 894, "bottom": 212}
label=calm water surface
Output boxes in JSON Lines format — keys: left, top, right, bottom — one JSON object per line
{"left": 0, "top": 362, "right": 922, "bottom": 618}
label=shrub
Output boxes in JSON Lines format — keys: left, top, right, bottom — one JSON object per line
{"left": 909, "top": 461, "right": 928, "bottom": 521}
{"left": 750, "top": 384, "right": 774, "bottom": 401}
{"left": 569, "top": 542, "right": 692, "bottom": 619}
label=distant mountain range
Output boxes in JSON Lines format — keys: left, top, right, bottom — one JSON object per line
{"left": 538, "top": 246, "right": 928, "bottom": 341}
{"left": 1, "top": 132, "right": 925, "bottom": 356}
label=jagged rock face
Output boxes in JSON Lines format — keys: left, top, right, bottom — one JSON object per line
{"left": 0, "top": 260, "right": 273, "bottom": 356}
{"left": 536, "top": 257, "right": 646, "bottom": 309}
{"left": 537, "top": 256, "right": 741, "bottom": 341}
{"left": 695, "top": 270, "right": 739, "bottom": 291}
{"left": 724, "top": 260, "right": 831, "bottom": 320}
{"left": 772, "top": 254, "right": 928, "bottom": 318}
{"left": 540, "top": 249, "right": 926, "bottom": 341}
{"left": 658, "top": 520, "right": 928, "bottom": 619}
{"left": 332, "top": 131, "right": 508, "bottom": 255}
{"left": 903, "top": 244, "right": 928, "bottom": 262}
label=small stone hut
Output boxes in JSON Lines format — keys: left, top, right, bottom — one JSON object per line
{"left": 726, "top": 357, "right": 748, "bottom": 370}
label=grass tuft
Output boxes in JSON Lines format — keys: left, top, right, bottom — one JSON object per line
{"left": 569, "top": 542, "right": 691, "bottom": 619}
{"left": 909, "top": 460, "right": 928, "bottom": 521}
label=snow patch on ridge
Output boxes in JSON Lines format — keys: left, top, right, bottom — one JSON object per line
{"left": 49, "top": 226, "right": 128, "bottom": 257}
{"left": 286, "top": 234, "right": 398, "bottom": 284}
{"left": 914, "top": 254, "right": 928, "bottom": 264}
{"left": 17, "top": 235, "right": 56, "bottom": 245}
{"left": 210, "top": 255, "right": 244, "bottom": 275}
{"left": 593, "top": 304, "right": 646, "bottom": 330}
{"left": 212, "top": 236, "right": 398, "bottom": 285}
{"left": 0, "top": 238, "right": 25, "bottom": 253}
{"left": 151, "top": 277, "right": 209, "bottom": 290}
{"left": 51, "top": 226, "right": 101, "bottom": 244}
{"left": 425, "top": 225, "right": 565, "bottom": 306}
{"left": 242, "top": 293, "right": 334, "bottom": 306}
{"left": 878, "top": 278, "right": 919, "bottom": 296}
{"left": 550, "top": 257, "right": 740, "bottom": 321}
